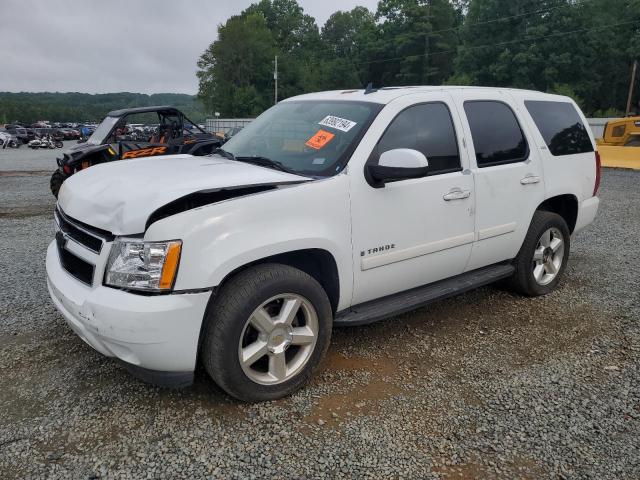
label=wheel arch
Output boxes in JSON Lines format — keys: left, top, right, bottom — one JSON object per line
{"left": 196, "top": 248, "right": 341, "bottom": 364}
{"left": 536, "top": 194, "right": 578, "bottom": 233}
{"left": 212, "top": 248, "right": 341, "bottom": 315}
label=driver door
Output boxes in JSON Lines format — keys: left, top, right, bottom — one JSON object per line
{"left": 349, "top": 93, "right": 475, "bottom": 305}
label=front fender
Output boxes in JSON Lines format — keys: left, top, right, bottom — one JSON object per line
{"left": 145, "top": 175, "right": 353, "bottom": 310}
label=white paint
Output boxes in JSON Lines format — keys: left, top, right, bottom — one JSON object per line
{"left": 57, "top": 154, "right": 308, "bottom": 234}
{"left": 361, "top": 232, "right": 475, "bottom": 271}
{"left": 478, "top": 222, "right": 517, "bottom": 241}
{"left": 47, "top": 85, "right": 600, "bottom": 380}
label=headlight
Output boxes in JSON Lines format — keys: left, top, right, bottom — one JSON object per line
{"left": 105, "top": 239, "right": 182, "bottom": 291}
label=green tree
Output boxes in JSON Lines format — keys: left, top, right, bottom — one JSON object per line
{"left": 372, "top": 0, "right": 460, "bottom": 86}
{"left": 0, "top": 92, "right": 207, "bottom": 124}
{"left": 197, "top": 13, "right": 276, "bottom": 116}
{"left": 317, "top": 7, "right": 377, "bottom": 89}
{"left": 242, "top": 0, "right": 321, "bottom": 99}
{"left": 454, "top": 0, "right": 640, "bottom": 114}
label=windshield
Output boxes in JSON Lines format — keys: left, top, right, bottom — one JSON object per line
{"left": 221, "top": 100, "right": 382, "bottom": 177}
{"left": 86, "top": 116, "right": 119, "bottom": 145}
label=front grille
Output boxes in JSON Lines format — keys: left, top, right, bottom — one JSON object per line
{"left": 54, "top": 208, "right": 114, "bottom": 287}
{"left": 54, "top": 208, "right": 112, "bottom": 253}
{"left": 56, "top": 231, "right": 95, "bottom": 285}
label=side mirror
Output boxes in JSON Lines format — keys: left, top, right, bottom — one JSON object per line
{"left": 366, "top": 148, "right": 429, "bottom": 187}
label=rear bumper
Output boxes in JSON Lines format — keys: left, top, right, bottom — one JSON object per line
{"left": 573, "top": 196, "right": 599, "bottom": 235}
{"left": 46, "top": 241, "right": 211, "bottom": 383}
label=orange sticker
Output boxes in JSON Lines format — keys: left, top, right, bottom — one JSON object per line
{"left": 305, "top": 129, "right": 335, "bottom": 150}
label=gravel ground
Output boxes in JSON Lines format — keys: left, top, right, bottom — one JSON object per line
{"left": 0, "top": 140, "right": 74, "bottom": 172}
{"left": 0, "top": 163, "right": 638, "bottom": 479}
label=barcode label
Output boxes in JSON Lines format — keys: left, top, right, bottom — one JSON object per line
{"left": 318, "top": 115, "right": 357, "bottom": 132}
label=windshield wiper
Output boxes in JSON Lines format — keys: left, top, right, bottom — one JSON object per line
{"left": 213, "top": 147, "right": 236, "bottom": 160}
{"left": 234, "top": 156, "right": 294, "bottom": 174}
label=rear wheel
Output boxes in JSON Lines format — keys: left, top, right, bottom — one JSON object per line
{"left": 50, "top": 170, "right": 66, "bottom": 198}
{"left": 200, "top": 264, "right": 332, "bottom": 402}
{"left": 507, "top": 211, "right": 570, "bottom": 296}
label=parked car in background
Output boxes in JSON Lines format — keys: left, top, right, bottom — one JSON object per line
{"left": 224, "top": 126, "right": 244, "bottom": 142}
{"left": 25, "top": 128, "right": 36, "bottom": 142}
{"left": 59, "top": 128, "right": 81, "bottom": 140}
{"left": 47, "top": 86, "right": 600, "bottom": 402}
{"left": 5, "top": 126, "right": 30, "bottom": 144}
{"left": 0, "top": 129, "right": 20, "bottom": 148}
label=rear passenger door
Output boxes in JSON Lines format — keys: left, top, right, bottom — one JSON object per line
{"left": 452, "top": 91, "right": 545, "bottom": 270}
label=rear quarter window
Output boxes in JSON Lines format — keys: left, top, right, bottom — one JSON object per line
{"left": 524, "top": 101, "right": 594, "bottom": 156}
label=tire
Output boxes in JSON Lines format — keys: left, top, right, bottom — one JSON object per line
{"left": 507, "top": 211, "right": 570, "bottom": 296}
{"left": 50, "top": 170, "right": 66, "bottom": 198}
{"left": 201, "top": 263, "right": 333, "bottom": 402}
{"left": 54, "top": 141, "right": 63, "bottom": 148}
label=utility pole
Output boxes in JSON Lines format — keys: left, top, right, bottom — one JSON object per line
{"left": 274, "top": 55, "right": 278, "bottom": 105}
{"left": 626, "top": 59, "right": 637, "bottom": 117}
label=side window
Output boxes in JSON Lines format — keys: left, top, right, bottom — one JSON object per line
{"left": 524, "top": 100, "right": 594, "bottom": 156}
{"left": 374, "top": 103, "right": 461, "bottom": 175}
{"left": 464, "top": 101, "right": 528, "bottom": 167}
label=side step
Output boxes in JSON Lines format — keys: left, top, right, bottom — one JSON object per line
{"left": 334, "top": 263, "right": 515, "bottom": 327}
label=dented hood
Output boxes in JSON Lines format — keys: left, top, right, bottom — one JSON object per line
{"left": 58, "top": 154, "right": 308, "bottom": 234}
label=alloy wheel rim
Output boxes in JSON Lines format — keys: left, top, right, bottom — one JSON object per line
{"left": 238, "top": 294, "right": 318, "bottom": 385}
{"left": 532, "top": 227, "right": 564, "bottom": 286}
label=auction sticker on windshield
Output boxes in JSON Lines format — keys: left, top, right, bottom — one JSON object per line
{"left": 318, "top": 115, "right": 357, "bottom": 132}
{"left": 305, "top": 129, "right": 335, "bottom": 150}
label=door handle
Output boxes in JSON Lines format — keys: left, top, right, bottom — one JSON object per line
{"left": 443, "top": 188, "right": 471, "bottom": 201}
{"left": 520, "top": 174, "right": 540, "bottom": 185}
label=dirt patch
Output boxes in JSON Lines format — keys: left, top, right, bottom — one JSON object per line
{"left": 302, "top": 351, "right": 404, "bottom": 427}
{"left": 432, "top": 462, "right": 491, "bottom": 479}
{"left": 0, "top": 170, "right": 51, "bottom": 177}
{"left": 0, "top": 204, "right": 54, "bottom": 219}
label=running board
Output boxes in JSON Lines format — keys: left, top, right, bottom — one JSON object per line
{"left": 334, "top": 263, "right": 515, "bottom": 326}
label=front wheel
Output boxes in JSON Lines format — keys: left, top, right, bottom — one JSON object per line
{"left": 507, "top": 211, "right": 570, "bottom": 296}
{"left": 54, "top": 141, "right": 63, "bottom": 148}
{"left": 50, "top": 170, "right": 67, "bottom": 198}
{"left": 200, "top": 264, "right": 332, "bottom": 402}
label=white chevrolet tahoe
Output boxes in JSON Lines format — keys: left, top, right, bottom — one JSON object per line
{"left": 47, "top": 87, "right": 600, "bottom": 402}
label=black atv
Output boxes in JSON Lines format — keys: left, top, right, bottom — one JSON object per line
{"left": 50, "top": 106, "right": 223, "bottom": 197}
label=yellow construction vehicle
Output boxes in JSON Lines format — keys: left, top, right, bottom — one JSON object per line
{"left": 596, "top": 117, "right": 640, "bottom": 170}
{"left": 596, "top": 117, "right": 640, "bottom": 147}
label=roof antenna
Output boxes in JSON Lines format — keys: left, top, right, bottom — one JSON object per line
{"left": 364, "top": 82, "right": 378, "bottom": 95}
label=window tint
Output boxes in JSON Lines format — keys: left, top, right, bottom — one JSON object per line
{"left": 375, "top": 103, "right": 461, "bottom": 174}
{"left": 525, "top": 100, "right": 594, "bottom": 156}
{"left": 464, "top": 101, "right": 528, "bottom": 167}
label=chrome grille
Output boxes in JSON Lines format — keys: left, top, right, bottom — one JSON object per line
{"left": 54, "top": 208, "right": 114, "bottom": 286}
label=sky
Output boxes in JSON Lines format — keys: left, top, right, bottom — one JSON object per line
{"left": 0, "top": 0, "right": 379, "bottom": 95}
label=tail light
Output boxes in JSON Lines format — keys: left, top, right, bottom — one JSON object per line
{"left": 593, "top": 151, "right": 601, "bottom": 197}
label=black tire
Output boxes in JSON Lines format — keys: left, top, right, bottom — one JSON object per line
{"left": 201, "top": 263, "right": 332, "bottom": 402}
{"left": 507, "top": 211, "right": 570, "bottom": 296}
{"left": 50, "top": 170, "right": 66, "bottom": 198}
{"left": 54, "top": 141, "right": 64, "bottom": 148}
